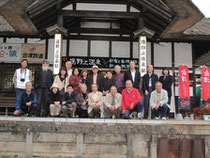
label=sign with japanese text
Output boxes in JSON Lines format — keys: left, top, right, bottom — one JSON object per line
{"left": 21, "top": 43, "right": 45, "bottom": 63}
{"left": 138, "top": 36, "right": 147, "bottom": 76}
{"left": 0, "top": 43, "right": 21, "bottom": 63}
{"left": 62, "top": 57, "right": 138, "bottom": 69}
{"left": 53, "top": 34, "right": 62, "bottom": 75}
{"left": 201, "top": 67, "right": 210, "bottom": 104}
{"left": 179, "top": 65, "right": 190, "bottom": 110}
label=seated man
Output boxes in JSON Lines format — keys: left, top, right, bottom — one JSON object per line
{"left": 150, "top": 82, "right": 169, "bottom": 120}
{"left": 88, "top": 83, "right": 103, "bottom": 118}
{"left": 49, "top": 83, "right": 61, "bottom": 117}
{"left": 104, "top": 86, "right": 122, "bottom": 119}
{"left": 62, "top": 84, "right": 77, "bottom": 118}
{"left": 14, "top": 82, "right": 37, "bottom": 116}
{"left": 76, "top": 84, "right": 89, "bottom": 118}
{"left": 122, "top": 80, "right": 144, "bottom": 119}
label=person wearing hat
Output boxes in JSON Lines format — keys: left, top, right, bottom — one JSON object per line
{"left": 34, "top": 59, "right": 53, "bottom": 117}
{"left": 87, "top": 65, "right": 104, "bottom": 92}
{"left": 48, "top": 83, "right": 62, "bottom": 117}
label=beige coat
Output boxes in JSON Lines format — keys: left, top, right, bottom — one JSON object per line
{"left": 53, "top": 75, "right": 69, "bottom": 92}
{"left": 88, "top": 91, "right": 103, "bottom": 114}
{"left": 104, "top": 93, "right": 122, "bottom": 109}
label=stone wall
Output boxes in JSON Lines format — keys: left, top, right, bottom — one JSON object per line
{"left": 0, "top": 118, "right": 209, "bottom": 158}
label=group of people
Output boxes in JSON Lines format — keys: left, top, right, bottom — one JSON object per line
{"left": 13, "top": 59, "right": 173, "bottom": 120}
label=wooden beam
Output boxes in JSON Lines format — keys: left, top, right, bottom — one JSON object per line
{"left": 68, "top": 28, "right": 132, "bottom": 34}
{"left": 74, "top": 0, "right": 128, "bottom": 4}
{"left": 62, "top": 10, "right": 140, "bottom": 19}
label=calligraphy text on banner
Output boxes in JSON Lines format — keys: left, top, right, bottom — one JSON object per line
{"left": 179, "top": 65, "right": 190, "bottom": 109}
{"left": 202, "top": 67, "right": 210, "bottom": 104}
{"left": 139, "top": 36, "right": 147, "bottom": 76}
{"left": 21, "top": 43, "right": 45, "bottom": 63}
{"left": 0, "top": 43, "right": 21, "bottom": 63}
{"left": 62, "top": 57, "right": 138, "bottom": 69}
{"left": 53, "top": 34, "right": 62, "bottom": 75}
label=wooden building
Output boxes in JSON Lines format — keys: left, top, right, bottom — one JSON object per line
{"left": 0, "top": 0, "right": 210, "bottom": 114}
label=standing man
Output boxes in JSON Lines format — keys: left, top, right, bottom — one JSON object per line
{"left": 113, "top": 65, "right": 124, "bottom": 93}
{"left": 13, "top": 59, "right": 32, "bottom": 101}
{"left": 87, "top": 65, "right": 104, "bottom": 92}
{"left": 66, "top": 60, "right": 73, "bottom": 77}
{"left": 150, "top": 82, "right": 169, "bottom": 120}
{"left": 124, "top": 61, "right": 141, "bottom": 90}
{"left": 34, "top": 59, "right": 53, "bottom": 117}
{"left": 121, "top": 80, "right": 144, "bottom": 119}
{"left": 142, "top": 65, "right": 158, "bottom": 119}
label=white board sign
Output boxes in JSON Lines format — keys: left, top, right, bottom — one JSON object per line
{"left": 53, "top": 34, "right": 62, "bottom": 75}
{"left": 138, "top": 36, "right": 147, "bottom": 76}
{"left": 0, "top": 43, "right": 21, "bottom": 63}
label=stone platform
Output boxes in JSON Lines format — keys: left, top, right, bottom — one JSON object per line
{"left": 0, "top": 117, "right": 209, "bottom": 158}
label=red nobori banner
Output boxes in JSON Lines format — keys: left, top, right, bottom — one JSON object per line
{"left": 179, "top": 65, "right": 190, "bottom": 99}
{"left": 202, "top": 67, "right": 210, "bottom": 102}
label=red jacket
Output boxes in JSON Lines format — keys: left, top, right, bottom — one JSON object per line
{"left": 122, "top": 88, "right": 142, "bottom": 111}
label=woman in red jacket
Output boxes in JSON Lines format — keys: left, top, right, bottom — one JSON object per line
{"left": 69, "top": 68, "right": 82, "bottom": 93}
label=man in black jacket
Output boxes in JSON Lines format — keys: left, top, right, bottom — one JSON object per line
{"left": 124, "top": 61, "right": 141, "bottom": 90}
{"left": 87, "top": 65, "right": 104, "bottom": 92}
{"left": 34, "top": 59, "right": 53, "bottom": 117}
{"left": 142, "top": 65, "right": 158, "bottom": 119}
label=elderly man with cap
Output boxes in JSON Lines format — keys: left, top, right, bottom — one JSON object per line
{"left": 34, "top": 59, "right": 53, "bottom": 117}
{"left": 87, "top": 65, "right": 104, "bottom": 92}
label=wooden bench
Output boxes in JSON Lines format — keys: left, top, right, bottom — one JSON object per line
{"left": 0, "top": 97, "right": 16, "bottom": 115}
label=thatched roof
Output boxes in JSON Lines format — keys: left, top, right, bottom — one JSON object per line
{"left": 0, "top": 15, "right": 15, "bottom": 32}
{"left": 184, "top": 18, "right": 210, "bottom": 35}
{"left": 0, "top": 0, "right": 208, "bottom": 40}
{"left": 0, "top": 0, "right": 38, "bottom": 36}
{"left": 161, "top": 0, "right": 205, "bottom": 40}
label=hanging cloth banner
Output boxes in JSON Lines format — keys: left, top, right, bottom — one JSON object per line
{"left": 178, "top": 65, "right": 190, "bottom": 110}
{"left": 201, "top": 67, "right": 210, "bottom": 104}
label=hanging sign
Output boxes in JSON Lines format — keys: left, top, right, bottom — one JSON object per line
{"left": 178, "top": 65, "right": 190, "bottom": 110}
{"left": 53, "top": 34, "right": 62, "bottom": 75}
{"left": 0, "top": 43, "right": 21, "bottom": 63}
{"left": 21, "top": 43, "right": 45, "bottom": 63}
{"left": 201, "top": 67, "right": 210, "bottom": 104}
{"left": 138, "top": 36, "right": 147, "bottom": 76}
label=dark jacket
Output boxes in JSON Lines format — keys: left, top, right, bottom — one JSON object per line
{"left": 17, "top": 90, "right": 37, "bottom": 111}
{"left": 77, "top": 92, "right": 89, "bottom": 106}
{"left": 124, "top": 70, "right": 141, "bottom": 89}
{"left": 142, "top": 73, "right": 158, "bottom": 93}
{"left": 34, "top": 68, "right": 53, "bottom": 89}
{"left": 62, "top": 91, "right": 77, "bottom": 105}
{"left": 102, "top": 78, "right": 116, "bottom": 92}
{"left": 87, "top": 73, "right": 104, "bottom": 92}
{"left": 159, "top": 75, "right": 173, "bottom": 97}
{"left": 48, "top": 90, "right": 61, "bottom": 105}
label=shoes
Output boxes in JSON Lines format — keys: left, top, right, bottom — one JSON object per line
{"left": 155, "top": 116, "right": 160, "bottom": 120}
{"left": 162, "top": 117, "right": 166, "bottom": 120}
{"left": 137, "top": 112, "right": 142, "bottom": 119}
